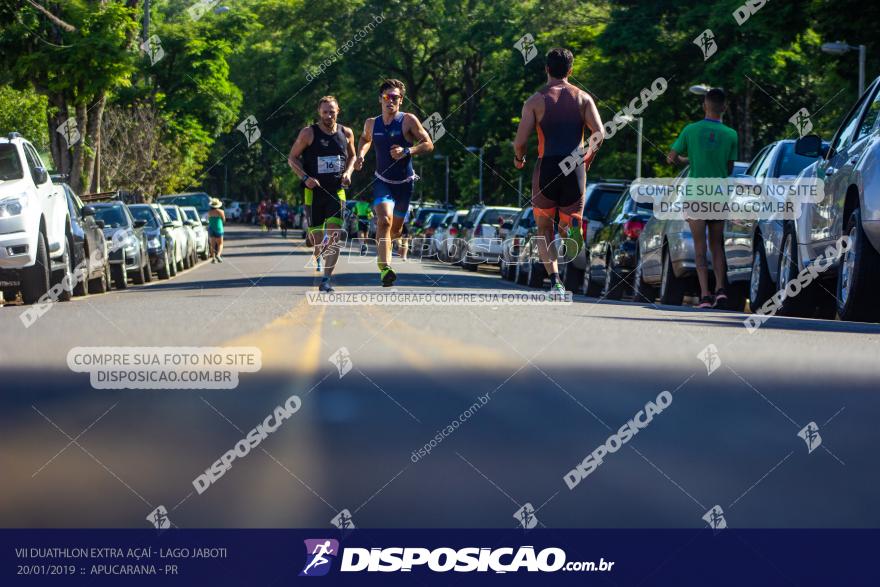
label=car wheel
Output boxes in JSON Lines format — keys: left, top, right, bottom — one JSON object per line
{"left": 632, "top": 259, "right": 657, "bottom": 303}
{"left": 837, "top": 208, "right": 880, "bottom": 322}
{"left": 74, "top": 243, "right": 89, "bottom": 297}
{"left": 659, "top": 247, "right": 686, "bottom": 306}
{"left": 111, "top": 264, "right": 128, "bottom": 289}
{"left": 89, "top": 260, "right": 109, "bottom": 294}
{"left": 583, "top": 258, "right": 602, "bottom": 298}
{"left": 749, "top": 241, "right": 774, "bottom": 313}
{"left": 131, "top": 257, "right": 146, "bottom": 285}
{"left": 20, "top": 231, "right": 51, "bottom": 305}
{"left": 602, "top": 259, "right": 625, "bottom": 300}
{"left": 52, "top": 237, "right": 74, "bottom": 302}
{"left": 199, "top": 245, "right": 209, "bottom": 261}
{"left": 143, "top": 257, "right": 153, "bottom": 283}
{"left": 183, "top": 248, "right": 192, "bottom": 269}
{"left": 169, "top": 253, "right": 178, "bottom": 276}
{"left": 776, "top": 228, "right": 812, "bottom": 317}
{"left": 158, "top": 250, "right": 171, "bottom": 280}
{"left": 527, "top": 259, "right": 545, "bottom": 288}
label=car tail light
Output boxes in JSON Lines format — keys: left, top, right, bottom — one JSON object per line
{"left": 474, "top": 224, "right": 483, "bottom": 237}
{"left": 449, "top": 227, "right": 458, "bottom": 236}
{"left": 623, "top": 219, "right": 645, "bottom": 240}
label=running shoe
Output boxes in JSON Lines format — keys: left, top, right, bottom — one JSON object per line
{"left": 549, "top": 282, "right": 568, "bottom": 300}
{"left": 211, "top": 257, "right": 216, "bottom": 263}
{"left": 713, "top": 288, "right": 728, "bottom": 310}
{"left": 380, "top": 265, "right": 397, "bottom": 287}
{"left": 319, "top": 279, "right": 334, "bottom": 293}
{"left": 697, "top": 295, "right": 714, "bottom": 309}
{"left": 216, "top": 255, "right": 223, "bottom": 263}
{"left": 360, "top": 244, "right": 367, "bottom": 256}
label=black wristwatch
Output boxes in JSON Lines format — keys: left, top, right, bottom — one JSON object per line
{"left": 302, "top": 174, "right": 310, "bottom": 183}
{"left": 403, "top": 147, "right": 411, "bottom": 157}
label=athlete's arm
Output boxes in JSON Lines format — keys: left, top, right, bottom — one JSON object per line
{"left": 393, "top": 113, "right": 433, "bottom": 160}
{"left": 513, "top": 94, "right": 538, "bottom": 169}
{"left": 288, "top": 127, "right": 320, "bottom": 188}
{"left": 581, "top": 92, "right": 604, "bottom": 167}
{"left": 341, "top": 126, "right": 356, "bottom": 187}
{"left": 666, "top": 150, "right": 688, "bottom": 166}
{"left": 354, "top": 118, "right": 374, "bottom": 171}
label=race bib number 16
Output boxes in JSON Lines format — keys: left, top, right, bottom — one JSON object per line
{"left": 318, "top": 155, "right": 343, "bottom": 174}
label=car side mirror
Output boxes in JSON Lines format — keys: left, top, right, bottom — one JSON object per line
{"left": 81, "top": 205, "right": 96, "bottom": 217}
{"left": 133, "top": 219, "right": 147, "bottom": 228}
{"left": 794, "top": 134, "right": 823, "bottom": 158}
{"left": 32, "top": 166, "right": 49, "bottom": 185}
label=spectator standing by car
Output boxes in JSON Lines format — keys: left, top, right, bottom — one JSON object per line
{"left": 207, "top": 198, "right": 225, "bottom": 263}
{"left": 667, "top": 87, "right": 738, "bottom": 309}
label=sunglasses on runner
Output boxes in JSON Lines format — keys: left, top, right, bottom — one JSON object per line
{"left": 382, "top": 93, "right": 402, "bottom": 103}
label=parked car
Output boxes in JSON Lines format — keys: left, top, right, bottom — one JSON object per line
{"left": 431, "top": 209, "right": 469, "bottom": 262}
{"left": 582, "top": 187, "right": 655, "bottom": 299}
{"left": 60, "top": 182, "right": 111, "bottom": 295}
{"left": 458, "top": 205, "right": 520, "bottom": 271}
{"left": 0, "top": 132, "right": 72, "bottom": 304}
{"left": 226, "top": 200, "right": 243, "bottom": 222}
{"left": 413, "top": 211, "right": 453, "bottom": 257}
{"left": 92, "top": 202, "right": 150, "bottom": 289}
{"left": 559, "top": 180, "right": 630, "bottom": 293}
{"left": 790, "top": 76, "right": 880, "bottom": 321}
{"left": 150, "top": 204, "right": 182, "bottom": 276}
{"left": 500, "top": 206, "right": 535, "bottom": 280}
{"left": 128, "top": 204, "right": 175, "bottom": 279}
{"left": 162, "top": 205, "right": 198, "bottom": 270}
{"left": 637, "top": 162, "right": 749, "bottom": 306}
{"left": 157, "top": 192, "right": 212, "bottom": 222}
{"left": 181, "top": 206, "right": 209, "bottom": 260}
{"left": 410, "top": 204, "right": 447, "bottom": 233}
{"left": 721, "top": 140, "right": 829, "bottom": 315}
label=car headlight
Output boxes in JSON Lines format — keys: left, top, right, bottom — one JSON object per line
{"left": 0, "top": 194, "right": 27, "bottom": 218}
{"left": 148, "top": 237, "right": 161, "bottom": 248}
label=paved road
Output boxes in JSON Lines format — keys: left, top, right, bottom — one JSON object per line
{"left": 2, "top": 224, "right": 879, "bottom": 528}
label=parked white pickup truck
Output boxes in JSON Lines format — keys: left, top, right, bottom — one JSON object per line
{"left": 0, "top": 132, "right": 73, "bottom": 304}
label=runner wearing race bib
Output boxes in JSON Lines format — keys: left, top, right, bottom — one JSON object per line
{"left": 288, "top": 96, "right": 357, "bottom": 292}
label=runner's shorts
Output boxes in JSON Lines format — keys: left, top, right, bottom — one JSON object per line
{"left": 372, "top": 178, "right": 414, "bottom": 219}
{"left": 306, "top": 188, "right": 346, "bottom": 233}
{"left": 531, "top": 155, "right": 586, "bottom": 222}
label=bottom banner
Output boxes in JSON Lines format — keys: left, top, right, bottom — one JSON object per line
{"left": 2, "top": 529, "right": 875, "bottom": 585}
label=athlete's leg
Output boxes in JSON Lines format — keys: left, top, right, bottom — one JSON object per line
{"left": 687, "top": 219, "right": 711, "bottom": 299}
{"left": 322, "top": 222, "right": 343, "bottom": 277}
{"left": 707, "top": 220, "right": 727, "bottom": 292}
{"left": 534, "top": 209, "right": 559, "bottom": 277}
{"left": 390, "top": 216, "right": 406, "bottom": 260}
{"left": 374, "top": 202, "right": 394, "bottom": 268}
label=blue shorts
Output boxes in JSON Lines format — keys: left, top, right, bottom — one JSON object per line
{"left": 372, "top": 179, "right": 414, "bottom": 219}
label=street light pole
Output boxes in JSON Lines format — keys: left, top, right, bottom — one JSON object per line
{"left": 859, "top": 44, "right": 866, "bottom": 96}
{"left": 445, "top": 156, "right": 450, "bottom": 206}
{"left": 821, "top": 41, "right": 868, "bottom": 96}
{"left": 636, "top": 117, "right": 643, "bottom": 179}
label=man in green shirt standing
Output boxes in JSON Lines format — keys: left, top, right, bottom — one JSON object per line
{"left": 667, "top": 87, "right": 738, "bottom": 309}
{"left": 353, "top": 195, "right": 373, "bottom": 256}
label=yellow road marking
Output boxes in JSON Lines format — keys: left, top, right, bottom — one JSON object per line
{"left": 223, "top": 298, "right": 326, "bottom": 374}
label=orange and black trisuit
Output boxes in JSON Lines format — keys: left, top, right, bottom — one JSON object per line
{"left": 531, "top": 81, "right": 588, "bottom": 225}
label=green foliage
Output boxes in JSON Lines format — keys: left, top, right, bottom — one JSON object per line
{"left": 0, "top": 86, "right": 48, "bottom": 150}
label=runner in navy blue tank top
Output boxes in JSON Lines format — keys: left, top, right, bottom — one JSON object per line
{"left": 354, "top": 79, "right": 434, "bottom": 286}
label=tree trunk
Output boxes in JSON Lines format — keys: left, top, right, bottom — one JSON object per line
{"left": 85, "top": 93, "right": 106, "bottom": 193}
{"left": 70, "top": 102, "right": 87, "bottom": 193}
{"left": 47, "top": 92, "right": 71, "bottom": 176}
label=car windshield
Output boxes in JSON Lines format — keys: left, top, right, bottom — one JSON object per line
{"left": 586, "top": 188, "right": 624, "bottom": 220}
{"left": 183, "top": 209, "right": 199, "bottom": 222}
{"left": 163, "top": 206, "right": 180, "bottom": 221}
{"left": 427, "top": 214, "right": 446, "bottom": 228}
{"left": 94, "top": 206, "right": 129, "bottom": 228}
{"left": 129, "top": 206, "right": 159, "bottom": 228}
{"left": 0, "top": 144, "right": 24, "bottom": 180}
{"left": 416, "top": 208, "right": 444, "bottom": 223}
{"left": 481, "top": 208, "right": 516, "bottom": 225}
{"left": 623, "top": 195, "right": 653, "bottom": 215}
{"left": 159, "top": 194, "right": 211, "bottom": 212}
{"left": 776, "top": 143, "right": 819, "bottom": 177}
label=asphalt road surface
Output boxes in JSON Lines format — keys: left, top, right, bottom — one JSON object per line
{"left": 2, "top": 224, "right": 879, "bottom": 529}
